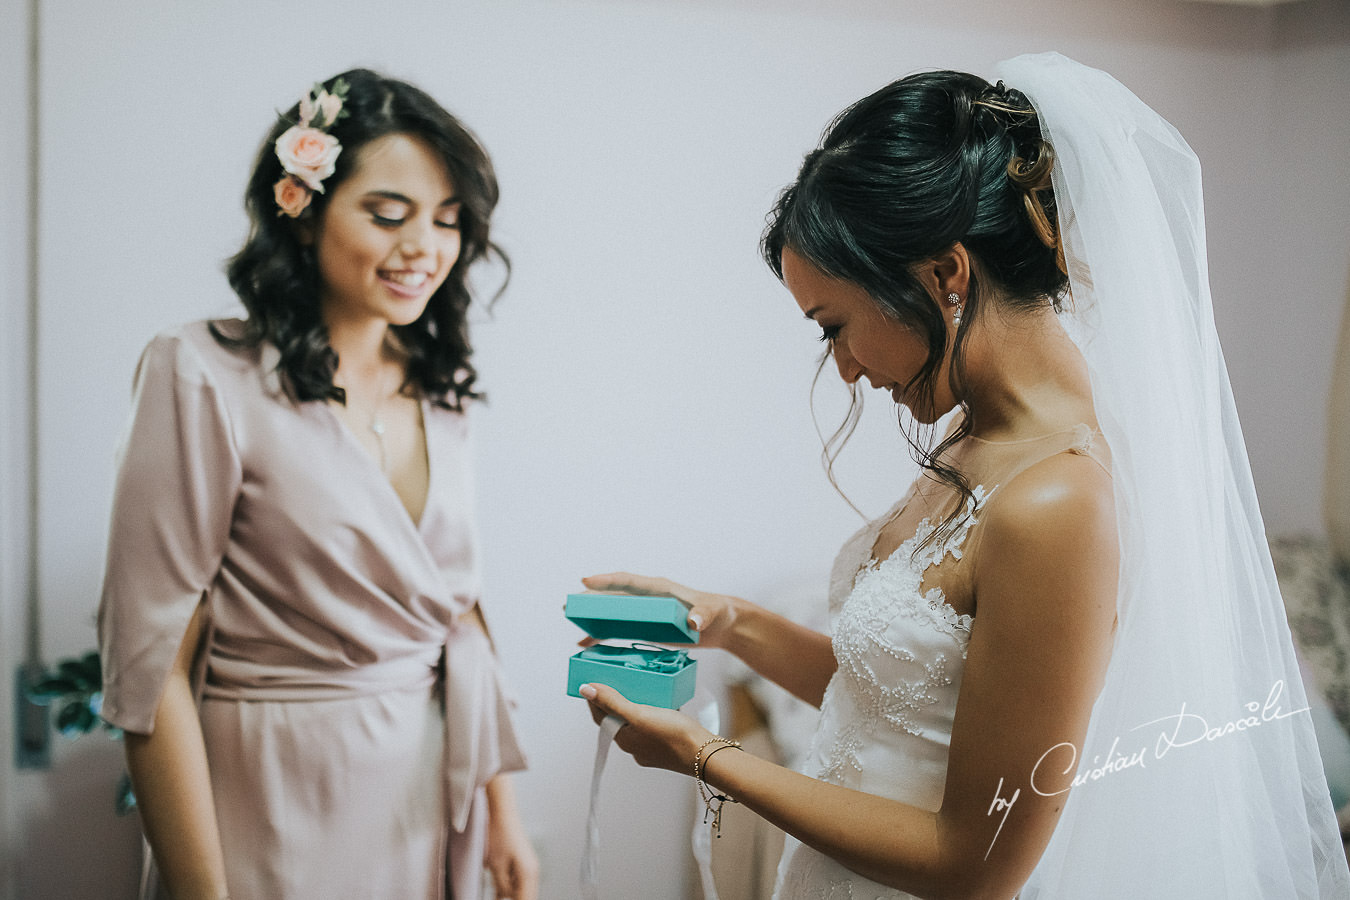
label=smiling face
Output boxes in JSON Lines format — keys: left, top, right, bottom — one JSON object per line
{"left": 309, "top": 132, "right": 461, "bottom": 331}
{"left": 782, "top": 248, "right": 957, "bottom": 423}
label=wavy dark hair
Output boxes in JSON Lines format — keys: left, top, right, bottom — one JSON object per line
{"left": 217, "top": 68, "right": 507, "bottom": 409}
{"left": 762, "top": 70, "right": 1069, "bottom": 547}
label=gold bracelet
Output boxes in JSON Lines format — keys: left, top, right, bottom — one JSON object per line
{"left": 693, "top": 737, "right": 741, "bottom": 837}
{"left": 693, "top": 736, "right": 731, "bottom": 781}
{"left": 701, "top": 740, "right": 740, "bottom": 779}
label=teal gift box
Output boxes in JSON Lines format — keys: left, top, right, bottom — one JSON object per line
{"left": 566, "top": 593, "right": 699, "bottom": 709}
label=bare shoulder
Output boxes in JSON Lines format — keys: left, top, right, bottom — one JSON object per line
{"left": 973, "top": 450, "right": 1118, "bottom": 626}
{"left": 981, "top": 449, "right": 1116, "bottom": 556}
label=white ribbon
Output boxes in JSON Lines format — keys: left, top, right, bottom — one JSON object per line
{"left": 579, "top": 696, "right": 724, "bottom": 900}
{"left": 580, "top": 713, "right": 625, "bottom": 900}
{"left": 691, "top": 700, "right": 723, "bottom": 900}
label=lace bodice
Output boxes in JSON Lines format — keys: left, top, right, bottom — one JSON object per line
{"left": 813, "top": 483, "right": 985, "bottom": 798}
{"left": 773, "top": 488, "right": 985, "bottom": 900}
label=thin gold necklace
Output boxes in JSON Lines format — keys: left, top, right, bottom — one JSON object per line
{"left": 350, "top": 365, "right": 397, "bottom": 474}
{"left": 369, "top": 406, "right": 388, "bottom": 472}
{"left": 371, "top": 366, "right": 402, "bottom": 473}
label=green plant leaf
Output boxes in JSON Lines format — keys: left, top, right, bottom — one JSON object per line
{"left": 27, "top": 677, "right": 76, "bottom": 703}
{"left": 56, "top": 660, "right": 94, "bottom": 691}
{"left": 56, "top": 700, "right": 97, "bottom": 736}
{"left": 78, "top": 651, "right": 103, "bottom": 688}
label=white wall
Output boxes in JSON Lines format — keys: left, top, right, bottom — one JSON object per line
{"left": 1259, "top": 3, "right": 1350, "bottom": 535}
{"left": 6, "top": 0, "right": 1347, "bottom": 898}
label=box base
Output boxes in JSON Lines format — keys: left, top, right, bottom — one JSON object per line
{"left": 567, "top": 647, "right": 697, "bottom": 709}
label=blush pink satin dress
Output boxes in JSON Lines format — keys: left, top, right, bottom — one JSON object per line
{"left": 98, "top": 320, "right": 525, "bottom": 900}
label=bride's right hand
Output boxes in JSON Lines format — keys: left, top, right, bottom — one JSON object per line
{"left": 579, "top": 572, "right": 745, "bottom": 651}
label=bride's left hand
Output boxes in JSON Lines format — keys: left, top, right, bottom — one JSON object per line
{"left": 579, "top": 682, "right": 714, "bottom": 775}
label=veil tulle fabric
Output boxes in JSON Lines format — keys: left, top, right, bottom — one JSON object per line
{"left": 993, "top": 53, "right": 1349, "bottom": 897}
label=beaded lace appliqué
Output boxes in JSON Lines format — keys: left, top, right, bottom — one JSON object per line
{"left": 813, "top": 486, "right": 988, "bottom": 786}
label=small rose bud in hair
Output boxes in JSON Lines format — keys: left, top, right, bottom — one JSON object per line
{"left": 315, "top": 91, "right": 343, "bottom": 129}
{"left": 273, "top": 176, "right": 312, "bottom": 218}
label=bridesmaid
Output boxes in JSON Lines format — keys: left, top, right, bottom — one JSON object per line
{"left": 99, "top": 70, "right": 537, "bottom": 900}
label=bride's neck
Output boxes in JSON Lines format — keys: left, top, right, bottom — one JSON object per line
{"left": 958, "top": 305, "right": 1095, "bottom": 442}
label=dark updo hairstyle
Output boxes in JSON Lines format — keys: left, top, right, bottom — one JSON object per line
{"left": 762, "top": 70, "right": 1068, "bottom": 546}
{"left": 217, "top": 68, "right": 506, "bottom": 409}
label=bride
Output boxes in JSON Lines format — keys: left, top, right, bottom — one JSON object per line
{"left": 578, "top": 53, "right": 1348, "bottom": 898}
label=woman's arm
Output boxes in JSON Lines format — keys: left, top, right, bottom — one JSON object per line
{"left": 483, "top": 774, "right": 539, "bottom": 900}
{"left": 455, "top": 605, "right": 537, "bottom": 897}
{"left": 580, "top": 573, "right": 837, "bottom": 707}
{"left": 123, "top": 602, "right": 229, "bottom": 900}
{"left": 582, "top": 454, "right": 1118, "bottom": 899}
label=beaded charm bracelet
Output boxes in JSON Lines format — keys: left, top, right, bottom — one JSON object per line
{"left": 693, "top": 736, "right": 742, "bottom": 837}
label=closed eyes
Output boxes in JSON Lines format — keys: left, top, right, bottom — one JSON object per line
{"left": 370, "top": 212, "right": 460, "bottom": 230}
{"left": 365, "top": 193, "right": 460, "bottom": 229}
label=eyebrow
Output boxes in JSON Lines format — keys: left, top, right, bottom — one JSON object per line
{"left": 364, "top": 190, "right": 460, "bottom": 207}
{"left": 802, "top": 307, "right": 822, "bottom": 320}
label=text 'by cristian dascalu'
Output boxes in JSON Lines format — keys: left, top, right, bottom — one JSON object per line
{"left": 982, "top": 679, "right": 1310, "bottom": 859}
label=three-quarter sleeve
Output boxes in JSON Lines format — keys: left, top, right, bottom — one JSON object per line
{"left": 97, "top": 332, "right": 242, "bottom": 735}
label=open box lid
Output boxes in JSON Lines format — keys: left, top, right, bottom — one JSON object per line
{"left": 565, "top": 593, "right": 700, "bottom": 644}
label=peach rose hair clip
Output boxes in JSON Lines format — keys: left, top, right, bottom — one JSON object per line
{"left": 272, "top": 78, "right": 350, "bottom": 218}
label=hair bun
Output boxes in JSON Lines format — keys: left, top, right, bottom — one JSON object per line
{"left": 1007, "top": 140, "right": 1066, "bottom": 276}
{"left": 970, "top": 81, "right": 1067, "bottom": 278}
{"left": 972, "top": 81, "right": 1035, "bottom": 121}
{"left": 1007, "top": 141, "right": 1053, "bottom": 191}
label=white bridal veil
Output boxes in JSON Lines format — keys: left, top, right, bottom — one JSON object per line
{"left": 993, "top": 53, "right": 1349, "bottom": 897}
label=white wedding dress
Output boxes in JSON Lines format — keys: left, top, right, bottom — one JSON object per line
{"left": 774, "top": 427, "right": 1104, "bottom": 900}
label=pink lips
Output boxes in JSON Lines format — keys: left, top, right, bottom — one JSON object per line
{"left": 379, "top": 270, "right": 434, "bottom": 300}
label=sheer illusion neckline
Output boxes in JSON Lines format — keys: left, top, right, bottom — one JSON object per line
{"left": 964, "top": 421, "right": 1097, "bottom": 446}
{"left": 855, "top": 494, "right": 985, "bottom": 641}
{"left": 857, "top": 483, "right": 992, "bottom": 628}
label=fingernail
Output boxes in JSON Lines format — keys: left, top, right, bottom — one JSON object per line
{"left": 580, "top": 684, "right": 597, "bottom": 699}
{"left": 689, "top": 614, "right": 704, "bottom": 631}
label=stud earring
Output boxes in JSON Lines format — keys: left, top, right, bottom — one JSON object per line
{"left": 947, "top": 292, "right": 963, "bottom": 326}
